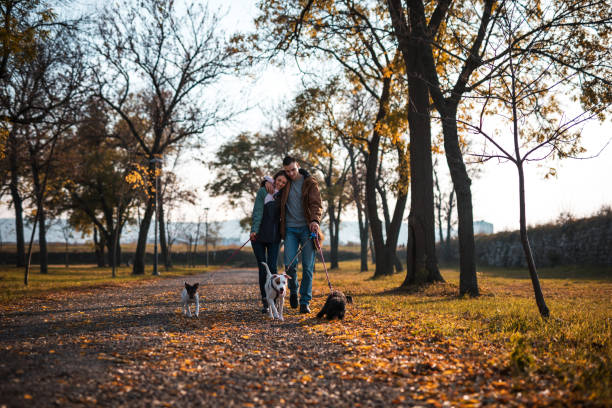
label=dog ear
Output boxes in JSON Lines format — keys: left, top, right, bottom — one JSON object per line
{"left": 185, "top": 282, "right": 189, "bottom": 288}
{"left": 283, "top": 274, "right": 292, "bottom": 279}
{"left": 194, "top": 283, "right": 199, "bottom": 288}
{"left": 346, "top": 295, "right": 353, "bottom": 304}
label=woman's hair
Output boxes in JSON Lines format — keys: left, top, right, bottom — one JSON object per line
{"left": 259, "top": 170, "right": 288, "bottom": 188}
{"left": 274, "top": 170, "right": 287, "bottom": 181}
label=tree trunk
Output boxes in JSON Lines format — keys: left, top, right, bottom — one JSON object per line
{"left": 377, "top": 183, "right": 404, "bottom": 273}
{"left": 93, "top": 226, "right": 105, "bottom": 267}
{"left": 8, "top": 135, "right": 25, "bottom": 267}
{"left": 29, "top": 153, "right": 48, "bottom": 274}
{"left": 433, "top": 164, "right": 444, "bottom": 246}
{"left": 158, "top": 187, "right": 171, "bottom": 270}
{"left": 517, "top": 163, "right": 549, "bottom": 318}
{"left": 444, "top": 188, "right": 455, "bottom": 261}
{"left": 9, "top": 180, "right": 26, "bottom": 267}
{"left": 65, "top": 240, "right": 69, "bottom": 268}
{"left": 331, "top": 214, "right": 340, "bottom": 269}
{"left": 37, "top": 209, "right": 48, "bottom": 274}
{"left": 108, "top": 224, "right": 122, "bottom": 278}
{"left": 360, "top": 215, "right": 369, "bottom": 272}
{"left": 193, "top": 221, "right": 201, "bottom": 268}
{"left": 365, "top": 77, "right": 396, "bottom": 278}
{"left": 327, "top": 200, "right": 340, "bottom": 269}
{"left": 347, "top": 145, "right": 368, "bottom": 271}
{"left": 369, "top": 226, "right": 376, "bottom": 265}
{"left": 132, "top": 196, "right": 154, "bottom": 274}
{"left": 441, "top": 107, "right": 478, "bottom": 295}
{"left": 387, "top": 0, "right": 442, "bottom": 286}
{"left": 401, "top": 52, "right": 442, "bottom": 286}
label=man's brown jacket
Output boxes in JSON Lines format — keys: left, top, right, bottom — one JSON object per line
{"left": 279, "top": 168, "right": 323, "bottom": 240}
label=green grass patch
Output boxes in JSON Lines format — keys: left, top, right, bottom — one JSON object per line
{"left": 0, "top": 265, "right": 215, "bottom": 303}
{"left": 314, "top": 260, "right": 612, "bottom": 404}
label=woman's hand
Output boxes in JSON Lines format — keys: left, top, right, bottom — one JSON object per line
{"left": 250, "top": 232, "right": 257, "bottom": 241}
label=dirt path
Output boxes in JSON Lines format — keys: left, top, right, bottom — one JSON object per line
{"left": 0, "top": 269, "right": 401, "bottom": 407}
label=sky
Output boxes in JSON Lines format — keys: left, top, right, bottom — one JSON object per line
{"left": 1, "top": 0, "right": 610, "bottom": 235}
{"left": 176, "top": 0, "right": 612, "bottom": 233}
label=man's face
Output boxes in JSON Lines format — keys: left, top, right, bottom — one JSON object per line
{"left": 283, "top": 162, "right": 300, "bottom": 181}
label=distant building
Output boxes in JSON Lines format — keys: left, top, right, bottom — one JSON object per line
{"left": 473, "top": 220, "right": 494, "bottom": 235}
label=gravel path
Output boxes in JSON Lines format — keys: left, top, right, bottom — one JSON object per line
{"left": 0, "top": 269, "right": 399, "bottom": 407}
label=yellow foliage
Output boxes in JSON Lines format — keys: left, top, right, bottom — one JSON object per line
{"left": 0, "top": 124, "right": 7, "bottom": 160}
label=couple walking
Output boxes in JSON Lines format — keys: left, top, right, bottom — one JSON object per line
{"left": 249, "top": 156, "right": 323, "bottom": 314}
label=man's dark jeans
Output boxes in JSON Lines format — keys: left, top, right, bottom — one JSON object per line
{"left": 251, "top": 240, "right": 281, "bottom": 305}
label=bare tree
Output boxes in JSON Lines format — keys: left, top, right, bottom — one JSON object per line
{"left": 91, "top": 0, "right": 243, "bottom": 275}
{"left": 1, "top": 13, "right": 83, "bottom": 270}
{"left": 462, "top": 2, "right": 611, "bottom": 318}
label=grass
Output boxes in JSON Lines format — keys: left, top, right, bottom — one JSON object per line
{"left": 313, "top": 261, "right": 612, "bottom": 404}
{"left": 1, "top": 259, "right": 610, "bottom": 403}
{"left": 0, "top": 264, "right": 216, "bottom": 303}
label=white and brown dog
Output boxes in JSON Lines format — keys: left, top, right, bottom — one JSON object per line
{"left": 261, "top": 262, "right": 291, "bottom": 321}
{"left": 181, "top": 282, "right": 200, "bottom": 318}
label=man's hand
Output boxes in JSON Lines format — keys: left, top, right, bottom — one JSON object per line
{"left": 249, "top": 232, "right": 257, "bottom": 241}
{"left": 265, "top": 181, "right": 274, "bottom": 194}
{"left": 309, "top": 222, "right": 319, "bottom": 234}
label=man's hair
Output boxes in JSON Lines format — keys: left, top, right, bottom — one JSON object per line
{"left": 282, "top": 156, "right": 298, "bottom": 166}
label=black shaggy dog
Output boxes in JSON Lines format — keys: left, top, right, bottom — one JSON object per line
{"left": 316, "top": 290, "right": 353, "bottom": 320}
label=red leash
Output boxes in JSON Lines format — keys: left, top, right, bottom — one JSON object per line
{"left": 218, "top": 237, "right": 252, "bottom": 268}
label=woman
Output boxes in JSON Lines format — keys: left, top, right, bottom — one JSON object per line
{"left": 250, "top": 170, "right": 288, "bottom": 313}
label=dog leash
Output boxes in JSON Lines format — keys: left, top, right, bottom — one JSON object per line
{"left": 218, "top": 237, "right": 252, "bottom": 267}
{"left": 201, "top": 237, "right": 251, "bottom": 286}
{"left": 312, "top": 233, "right": 333, "bottom": 292}
{"left": 284, "top": 242, "right": 306, "bottom": 273}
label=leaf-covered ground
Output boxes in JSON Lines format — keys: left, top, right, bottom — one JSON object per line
{"left": 0, "top": 267, "right": 607, "bottom": 407}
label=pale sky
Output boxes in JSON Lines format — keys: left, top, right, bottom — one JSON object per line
{"left": 1, "top": 0, "right": 610, "bottom": 235}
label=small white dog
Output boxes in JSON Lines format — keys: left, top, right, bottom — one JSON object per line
{"left": 262, "top": 262, "right": 291, "bottom": 321}
{"left": 181, "top": 282, "right": 200, "bottom": 318}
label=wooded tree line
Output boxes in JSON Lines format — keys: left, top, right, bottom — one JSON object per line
{"left": 0, "top": 0, "right": 241, "bottom": 280}
{"left": 209, "top": 0, "right": 610, "bottom": 316}
{"left": 1, "top": 0, "right": 610, "bottom": 315}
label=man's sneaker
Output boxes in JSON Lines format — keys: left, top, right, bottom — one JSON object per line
{"left": 299, "top": 304, "right": 311, "bottom": 314}
{"left": 261, "top": 306, "right": 269, "bottom": 314}
{"left": 290, "top": 293, "right": 298, "bottom": 309}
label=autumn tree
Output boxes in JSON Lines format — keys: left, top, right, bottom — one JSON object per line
{"left": 1, "top": 5, "right": 82, "bottom": 268}
{"left": 207, "top": 123, "right": 297, "bottom": 227}
{"left": 157, "top": 148, "right": 198, "bottom": 269}
{"left": 91, "top": 0, "right": 243, "bottom": 274}
{"left": 0, "top": 21, "right": 85, "bottom": 282}
{"left": 459, "top": 1, "right": 611, "bottom": 318}
{"left": 254, "top": 0, "right": 416, "bottom": 277}
{"left": 340, "top": 91, "right": 372, "bottom": 271}
{"left": 386, "top": 0, "right": 610, "bottom": 295}
{"left": 59, "top": 98, "right": 140, "bottom": 276}
{"left": 288, "top": 80, "right": 354, "bottom": 269}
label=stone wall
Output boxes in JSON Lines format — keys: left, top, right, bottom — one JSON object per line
{"left": 445, "top": 210, "right": 612, "bottom": 267}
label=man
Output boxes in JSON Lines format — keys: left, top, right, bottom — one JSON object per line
{"left": 266, "top": 156, "right": 322, "bottom": 313}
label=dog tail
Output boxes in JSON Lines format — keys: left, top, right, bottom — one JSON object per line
{"left": 261, "top": 262, "right": 272, "bottom": 278}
